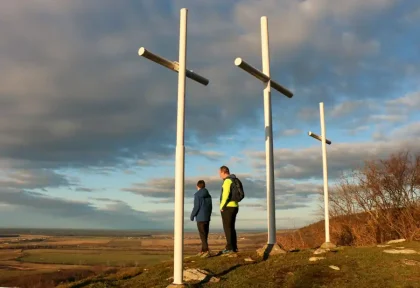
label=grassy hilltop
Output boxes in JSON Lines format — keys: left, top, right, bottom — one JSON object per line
{"left": 58, "top": 241, "right": 420, "bottom": 288}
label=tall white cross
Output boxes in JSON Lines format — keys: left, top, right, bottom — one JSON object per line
{"left": 234, "top": 16, "right": 293, "bottom": 250}
{"left": 307, "top": 102, "right": 336, "bottom": 249}
{"left": 138, "top": 8, "right": 209, "bottom": 285}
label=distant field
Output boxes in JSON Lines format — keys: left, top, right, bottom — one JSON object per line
{"left": 0, "top": 249, "right": 21, "bottom": 260}
{"left": 0, "top": 230, "right": 270, "bottom": 287}
{"left": 19, "top": 249, "right": 172, "bottom": 267}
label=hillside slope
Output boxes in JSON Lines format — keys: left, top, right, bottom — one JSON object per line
{"left": 59, "top": 241, "right": 420, "bottom": 288}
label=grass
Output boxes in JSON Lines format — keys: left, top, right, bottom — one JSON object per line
{"left": 59, "top": 241, "right": 420, "bottom": 288}
{"left": 18, "top": 249, "right": 172, "bottom": 267}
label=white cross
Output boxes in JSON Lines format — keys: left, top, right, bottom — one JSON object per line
{"left": 307, "top": 102, "right": 336, "bottom": 249}
{"left": 234, "top": 16, "right": 293, "bottom": 249}
{"left": 138, "top": 8, "right": 209, "bottom": 285}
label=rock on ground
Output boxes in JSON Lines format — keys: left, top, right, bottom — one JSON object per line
{"left": 175, "top": 268, "right": 221, "bottom": 284}
{"left": 321, "top": 242, "right": 337, "bottom": 249}
{"left": 309, "top": 257, "right": 326, "bottom": 262}
{"left": 222, "top": 253, "right": 238, "bottom": 258}
{"left": 314, "top": 248, "right": 328, "bottom": 255}
{"left": 244, "top": 257, "right": 254, "bottom": 262}
{"left": 183, "top": 268, "right": 210, "bottom": 281}
{"left": 383, "top": 249, "right": 418, "bottom": 255}
{"left": 401, "top": 259, "right": 420, "bottom": 266}
{"left": 329, "top": 265, "right": 340, "bottom": 271}
{"left": 209, "top": 277, "right": 220, "bottom": 283}
{"left": 387, "top": 239, "right": 406, "bottom": 244}
{"left": 377, "top": 244, "right": 390, "bottom": 248}
{"left": 256, "top": 244, "right": 287, "bottom": 257}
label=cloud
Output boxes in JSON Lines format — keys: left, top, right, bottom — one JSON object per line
{"left": 0, "top": 169, "right": 71, "bottom": 190}
{"left": 241, "top": 191, "right": 315, "bottom": 210}
{"left": 76, "top": 187, "right": 97, "bottom": 192}
{"left": 0, "top": 0, "right": 419, "bottom": 229}
{"left": 391, "top": 122, "right": 420, "bottom": 138}
{"left": 346, "top": 125, "right": 370, "bottom": 136}
{"left": 330, "top": 100, "right": 369, "bottom": 118}
{"left": 248, "top": 125, "right": 420, "bottom": 180}
{"left": 186, "top": 147, "right": 225, "bottom": 161}
{"left": 122, "top": 175, "right": 264, "bottom": 199}
{"left": 0, "top": 0, "right": 418, "bottom": 172}
{"left": 0, "top": 188, "right": 164, "bottom": 229}
{"left": 403, "top": 6, "right": 420, "bottom": 23}
{"left": 386, "top": 91, "right": 420, "bottom": 111}
{"left": 89, "top": 197, "right": 125, "bottom": 203}
{"left": 278, "top": 129, "right": 302, "bottom": 137}
{"left": 123, "top": 174, "right": 320, "bottom": 205}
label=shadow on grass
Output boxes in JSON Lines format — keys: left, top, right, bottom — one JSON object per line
{"left": 193, "top": 260, "right": 261, "bottom": 287}
{"left": 288, "top": 266, "right": 339, "bottom": 288}
{"left": 64, "top": 268, "right": 143, "bottom": 288}
{"left": 262, "top": 244, "right": 275, "bottom": 261}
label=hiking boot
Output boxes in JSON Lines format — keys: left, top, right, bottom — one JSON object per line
{"left": 222, "top": 249, "right": 234, "bottom": 254}
{"left": 196, "top": 251, "right": 204, "bottom": 257}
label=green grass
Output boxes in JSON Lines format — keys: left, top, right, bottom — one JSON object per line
{"left": 59, "top": 241, "right": 420, "bottom": 288}
{"left": 19, "top": 249, "right": 171, "bottom": 267}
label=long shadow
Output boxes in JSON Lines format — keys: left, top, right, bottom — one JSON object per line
{"left": 261, "top": 244, "right": 291, "bottom": 261}
{"left": 195, "top": 260, "right": 261, "bottom": 286}
{"left": 262, "top": 244, "right": 274, "bottom": 261}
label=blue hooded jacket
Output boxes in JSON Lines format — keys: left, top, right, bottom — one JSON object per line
{"left": 190, "top": 188, "right": 212, "bottom": 222}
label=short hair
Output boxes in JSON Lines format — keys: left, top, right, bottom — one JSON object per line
{"left": 220, "top": 165, "right": 230, "bottom": 174}
{"left": 197, "top": 180, "right": 205, "bottom": 188}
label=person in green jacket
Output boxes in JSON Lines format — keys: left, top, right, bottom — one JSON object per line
{"left": 219, "top": 165, "right": 239, "bottom": 254}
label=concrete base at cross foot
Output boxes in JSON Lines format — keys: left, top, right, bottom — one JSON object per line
{"left": 320, "top": 242, "right": 337, "bottom": 249}
{"left": 257, "top": 243, "right": 287, "bottom": 258}
{"left": 167, "top": 284, "right": 187, "bottom": 288}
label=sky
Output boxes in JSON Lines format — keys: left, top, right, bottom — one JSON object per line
{"left": 0, "top": 0, "right": 419, "bottom": 231}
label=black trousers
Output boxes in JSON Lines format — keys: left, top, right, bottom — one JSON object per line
{"left": 197, "top": 221, "right": 210, "bottom": 252}
{"left": 221, "top": 207, "right": 239, "bottom": 251}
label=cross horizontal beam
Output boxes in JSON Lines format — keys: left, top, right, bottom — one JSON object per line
{"left": 308, "top": 131, "right": 332, "bottom": 145}
{"left": 138, "top": 47, "right": 209, "bottom": 86}
{"left": 234, "top": 57, "right": 293, "bottom": 98}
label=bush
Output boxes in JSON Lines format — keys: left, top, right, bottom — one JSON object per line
{"left": 329, "top": 151, "right": 420, "bottom": 244}
{"left": 278, "top": 151, "right": 420, "bottom": 248}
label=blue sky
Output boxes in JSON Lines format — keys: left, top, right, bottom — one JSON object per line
{"left": 0, "top": 0, "right": 419, "bottom": 231}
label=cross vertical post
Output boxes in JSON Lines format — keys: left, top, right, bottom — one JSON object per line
{"left": 307, "top": 102, "right": 336, "bottom": 249}
{"left": 320, "top": 102, "right": 330, "bottom": 244}
{"left": 234, "top": 16, "right": 294, "bottom": 255}
{"left": 261, "top": 17, "right": 276, "bottom": 245}
{"left": 137, "top": 8, "right": 209, "bottom": 285}
{"left": 173, "top": 8, "right": 187, "bottom": 285}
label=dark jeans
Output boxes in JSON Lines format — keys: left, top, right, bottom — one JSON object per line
{"left": 197, "top": 221, "right": 210, "bottom": 252}
{"left": 221, "top": 207, "right": 239, "bottom": 251}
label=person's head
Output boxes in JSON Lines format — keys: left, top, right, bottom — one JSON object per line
{"left": 219, "top": 165, "right": 230, "bottom": 179}
{"left": 196, "top": 180, "right": 205, "bottom": 190}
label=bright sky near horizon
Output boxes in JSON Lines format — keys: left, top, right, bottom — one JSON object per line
{"left": 0, "top": 0, "right": 419, "bottom": 231}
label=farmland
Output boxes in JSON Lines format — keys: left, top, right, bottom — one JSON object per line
{"left": 0, "top": 229, "right": 272, "bottom": 287}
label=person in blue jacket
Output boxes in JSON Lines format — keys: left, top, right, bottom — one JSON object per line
{"left": 190, "top": 180, "right": 213, "bottom": 257}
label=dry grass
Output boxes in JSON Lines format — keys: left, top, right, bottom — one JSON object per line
{"left": 59, "top": 241, "right": 420, "bottom": 288}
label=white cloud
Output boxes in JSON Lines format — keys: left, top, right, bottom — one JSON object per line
{"left": 248, "top": 124, "right": 420, "bottom": 180}
{"left": 279, "top": 129, "right": 302, "bottom": 137}
{"left": 387, "top": 91, "right": 420, "bottom": 109}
